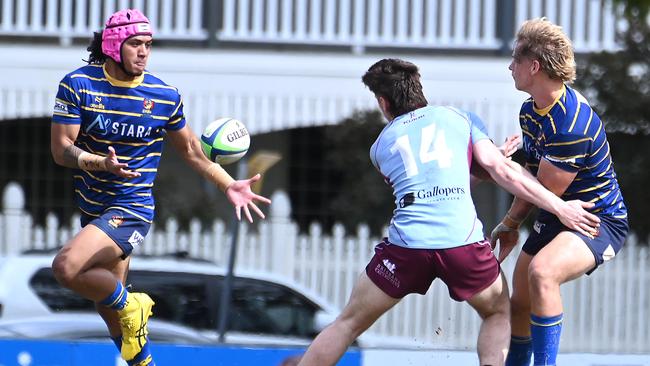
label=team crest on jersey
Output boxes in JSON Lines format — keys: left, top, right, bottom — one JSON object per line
{"left": 142, "top": 99, "right": 155, "bottom": 114}
{"left": 86, "top": 114, "right": 110, "bottom": 135}
{"left": 108, "top": 215, "right": 124, "bottom": 228}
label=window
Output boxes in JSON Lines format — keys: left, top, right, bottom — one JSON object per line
{"left": 126, "top": 271, "right": 214, "bottom": 330}
{"left": 30, "top": 268, "right": 95, "bottom": 312}
{"left": 29, "top": 266, "right": 322, "bottom": 339}
{"left": 227, "top": 278, "right": 320, "bottom": 337}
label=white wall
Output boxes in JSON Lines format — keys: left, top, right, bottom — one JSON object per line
{"left": 0, "top": 45, "right": 527, "bottom": 142}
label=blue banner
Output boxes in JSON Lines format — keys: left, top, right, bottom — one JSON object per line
{"left": 0, "top": 340, "right": 361, "bottom": 366}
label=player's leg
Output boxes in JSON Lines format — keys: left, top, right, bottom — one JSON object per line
{"left": 506, "top": 252, "right": 534, "bottom": 366}
{"left": 96, "top": 256, "right": 130, "bottom": 338}
{"left": 52, "top": 224, "right": 125, "bottom": 300}
{"left": 297, "top": 271, "right": 400, "bottom": 366}
{"left": 54, "top": 210, "right": 154, "bottom": 362}
{"left": 467, "top": 271, "right": 510, "bottom": 366}
{"left": 435, "top": 240, "right": 506, "bottom": 365}
{"left": 96, "top": 257, "right": 156, "bottom": 366}
{"left": 527, "top": 231, "right": 595, "bottom": 366}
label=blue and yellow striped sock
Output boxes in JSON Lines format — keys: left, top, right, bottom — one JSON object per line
{"left": 530, "top": 313, "right": 563, "bottom": 366}
{"left": 111, "top": 335, "right": 156, "bottom": 366}
{"left": 505, "top": 335, "right": 532, "bottom": 366}
{"left": 99, "top": 280, "right": 128, "bottom": 310}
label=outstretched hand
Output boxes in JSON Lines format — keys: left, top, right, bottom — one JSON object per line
{"left": 225, "top": 173, "right": 272, "bottom": 223}
{"left": 105, "top": 146, "right": 141, "bottom": 179}
{"left": 490, "top": 223, "right": 520, "bottom": 262}
{"left": 498, "top": 134, "right": 522, "bottom": 159}
{"left": 557, "top": 200, "right": 600, "bottom": 238}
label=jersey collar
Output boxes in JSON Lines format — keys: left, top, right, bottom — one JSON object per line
{"left": 533, "top": 84, "right": 566, "bottom": 116}
{"left": 102, "top": 64, "right": 144, "bottom": 88}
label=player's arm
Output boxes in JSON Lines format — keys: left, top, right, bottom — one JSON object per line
{"left": 472, "top": 139, "right": 599, "bottom": 253}
{"left": 166, "top": 125, "right": 271, "bottom": 222}
{"left": 50, "top": 123, "right": 140, "bottom": 178}
{"left": 166, "top": 124, "right": 235, "bottom": 192}
{"left": 471, "top": 134, "right": 521, "bottom": 185}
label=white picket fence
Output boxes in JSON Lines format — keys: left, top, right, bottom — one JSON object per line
{"left": 1, "top": 181, "right": 648, "bottom": 353}
{"left": 0, "top": 0, "right": 620, "bottom": 53}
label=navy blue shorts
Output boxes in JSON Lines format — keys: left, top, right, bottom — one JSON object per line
{"left": 81, "top": 209, "right": 151, "bottom": 258}
{"left": 522, "top": 211, "right": 628, "bottom": 274}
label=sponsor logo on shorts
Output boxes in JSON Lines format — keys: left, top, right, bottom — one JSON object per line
{"left": 375, "top": 263, "right": 400, "bottom": 288}
{"left": 533, "top": 220, "right": 545, "bottom": 234}
{"left": 128, "top": 230, "right": 145, "bottom": 247}
{"left": 108, "top": 215, "right": 124, "bottom": 228}
{"left": 382, "top": 259, "right": 396, "bottom": 274}
{"left": 53, "top": 101, "right": 68, "bottom": 114}
{"left": 603, "top": 244, "right": 616, "bottom": 261}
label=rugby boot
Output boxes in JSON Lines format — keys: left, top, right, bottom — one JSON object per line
{"left": 132, "top": 354, "right": 154, "bottom": 366}
{"left": 117, "top": 292, "right": 155, "bottom": 361}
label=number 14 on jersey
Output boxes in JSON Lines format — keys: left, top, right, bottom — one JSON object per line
{"left": 390, "top": 123, "right": 453, "bottom": 177}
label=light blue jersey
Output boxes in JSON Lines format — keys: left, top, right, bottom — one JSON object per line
{"left": 369, "top": 106, "right": 490, "bottom": 249}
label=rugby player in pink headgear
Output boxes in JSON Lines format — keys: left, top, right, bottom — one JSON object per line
{"left": 86, "top": 8, "right": 153, "bottom": 78}
{"left": 50, "top": 8, "right": 271, "bottom": 366}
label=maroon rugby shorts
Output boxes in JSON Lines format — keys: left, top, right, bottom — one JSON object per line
{"left": 365, "top": 238, "right": 500, "bottom": 301}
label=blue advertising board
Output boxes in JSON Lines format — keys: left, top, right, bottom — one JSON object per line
{"left": 0, "top": 340, "right": 361, "bottom": 366}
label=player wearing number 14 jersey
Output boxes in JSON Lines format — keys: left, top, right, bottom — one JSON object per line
{"left": 297, "top": 59, "right": 600, "bottom": 366}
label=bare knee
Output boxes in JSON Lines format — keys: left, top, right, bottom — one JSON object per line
{"left": 51, "top": 252, "right": 80, "bottom": 288}
{"left": 484, "top": 292, "right": 510, "bottom": 319}
{"left": 472, "top": 285, "right": 510, "bottom": 319}
{"left": 332, "top": 312, "right": 369, "bottom": 340}
{"left": 528, "top": 261, "right": 558, "bottom": 297}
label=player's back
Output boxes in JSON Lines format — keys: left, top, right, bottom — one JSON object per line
{"left": 369, "top": 106, "right": 488, "bottom": 249}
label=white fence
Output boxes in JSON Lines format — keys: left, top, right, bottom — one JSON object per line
{"left": 220, "top": 0, "right": 500, "bottom": 51}
{"left": 1, "top": 181, "right": 648, "bottom": 353}
{"left": 515, "top": 0, "right": 619, "bottom": 51}
{"left": 0, "top": 0, "right": 620, "bottom": 53}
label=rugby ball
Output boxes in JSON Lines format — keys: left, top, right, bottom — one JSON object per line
{"left": 200, "top": 117, "right": 250, "bottom": 165}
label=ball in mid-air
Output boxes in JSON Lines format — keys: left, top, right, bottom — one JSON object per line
{"left": 200, "top": 117, "right": 250, "bottom": 165}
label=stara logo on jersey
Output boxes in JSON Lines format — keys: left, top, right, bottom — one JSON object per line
{"left": 108, "top": 215, "right": 124, "bottom": 229}
{"left": 86, "top": 114, "right": 110, "bottom": 136}
{"left": 142, "top": 99, "right": 155, "bottom": 114}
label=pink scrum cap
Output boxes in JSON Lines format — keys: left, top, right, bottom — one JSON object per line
{"left": 101, "top": 9, "right": 153, "bottom": 63}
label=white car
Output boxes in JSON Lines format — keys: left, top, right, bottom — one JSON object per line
{"left": 0, "top": 313, "right": 213, "bottom": 344}
{"left": 0, "top": 252, "right": 339, "bottom": 346}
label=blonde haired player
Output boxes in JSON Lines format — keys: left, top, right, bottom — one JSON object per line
{"left": 495, "top": 18, "right": 628, "bottom": 366}
{"left": 50, "top": 8, "right": 270, "bottom": 365}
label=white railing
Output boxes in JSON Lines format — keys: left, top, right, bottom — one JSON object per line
{"left": 0, "top": 0, "right": 620, "bottom": 53}
{"left": 0, "top": 0, "right": 206, "bottom": 45}
{"left": 1, "top": 181, "right": 648, "bottom": 353}
{"left": 220, "top": 0, "right": 500, "bottom": 51}
{"left": 514, "top": 0, "right": 619, "bottom": 52}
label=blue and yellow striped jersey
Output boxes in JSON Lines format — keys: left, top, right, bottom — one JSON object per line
{"left": 519, "top": 84, "right": 626, "bottom": 218}
{"left": 52, "top": 64, "right": 187, "bottom": 223}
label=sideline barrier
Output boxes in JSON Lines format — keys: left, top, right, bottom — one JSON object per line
{"left": 0, "top": 340, "right": 361, "bottom": 366}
